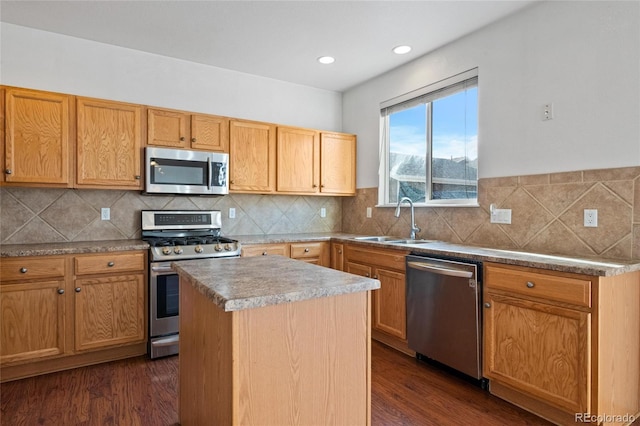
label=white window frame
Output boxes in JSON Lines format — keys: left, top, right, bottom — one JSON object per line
{"left": 378, "top": 68, "right": 479, "bottom": 208}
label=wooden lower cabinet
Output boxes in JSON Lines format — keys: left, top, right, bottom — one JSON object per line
{"left": 344, "top": 243, "right": 411, "bottom": 354}
{"left": 331, "top": 242, "right": 344, "bottom": 271}
{"left": 241, "top": 241, "right": 330, "bottom": 267}
{"left": 0, "top": 251, "right": 147, "bottom": 382}
{"left": 483, "top": 262, "right": 640, "bottom": 425}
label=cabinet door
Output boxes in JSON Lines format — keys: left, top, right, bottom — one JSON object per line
{"left": 147, "top": 108, "right": 189, "bottom": 148}
{"left": 276, "top": 126, "right": 319, "bottom": 193}
{"left": 330, "top": 243, "right": 344, "bottom": 271}
{"left": 1, "top": 280, "right": 67, "bottom": 364}
{"left": 229, "top": 120, "right": 276, "bottom": 192}
{"left": 191, "top": 114, "right": 229, "bottom": 152}
{"left": 320, "top": 132, "right": 356, "bottom": 195}
{"left": 372, "top": 268, "right": 406, "bottom": 340}
{"left": 346, "top": 261, "right": 371, "bottom": 278}
{"left": 74, "top": 274, "right": 145, "bottom": 351}
{"left": 76, "top": 98, "right": 142, "bottom": 189}
{"left": 4, "top": 88, "right": 71, "bottom": 186}
{"left": 483, "top": 292, "right": 590, "bottom": 413}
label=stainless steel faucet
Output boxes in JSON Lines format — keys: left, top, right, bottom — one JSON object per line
{"left": 394, "top": 197, "right": 421, "bottom": 239}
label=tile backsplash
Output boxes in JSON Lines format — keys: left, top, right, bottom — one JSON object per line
{"left": 342, "top": 166, "right": 640, "bottom": 260}
{"left": 0, "top": 188, "right": 342, "bottom": 244}
{"left": 3, "top": 165, "right": 640, "bottom": 261}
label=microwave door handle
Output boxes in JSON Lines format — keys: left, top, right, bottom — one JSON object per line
{"left": 207, "top": 157, "right": 212, "bottom": 190}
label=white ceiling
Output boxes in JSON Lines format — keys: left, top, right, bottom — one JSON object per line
{"left": 0, "top": 1, "right": 537, "bottom": 92}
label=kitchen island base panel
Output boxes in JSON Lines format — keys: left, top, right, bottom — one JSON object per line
{"left": 179, "top": 274, "right": 371, "bottom": 426}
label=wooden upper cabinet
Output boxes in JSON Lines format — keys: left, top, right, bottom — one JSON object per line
{"left": 3, "top": 87, "right": 72, "bottom": 187}
{"left": 76, "top": 97, "right": 143, "bottom": 189}
{"left": 147, "top": 108, "right": 189, "bottom": 148}
{"left": 147, "top": 108, "right": 229, "bottom": 152}
{"left": 320, "top": 132, "right": 356, "bottom": 195}
{"left": 276, "top": 126, "right": 320, "bottom": 194}
{"left": 229, "top": 119, "right": 276, "bottom": 193}
{"left": 190, "top": 114, "right": 229, "bottom": 152}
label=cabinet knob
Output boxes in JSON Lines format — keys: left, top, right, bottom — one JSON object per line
{"left": 107, "top": 261, "right": 115, "bottom": 267}
{"left": 312, "top": 184, "right": 318, "bottom": 188}
{"left": 19, "top": 267, "right": 27, "bottom": 273}
{"left": 262, "top": 252, "right": 268, "bottom": 256}
{"left": 135, "top": 175, "right": 141, "bottom": 180}
{"left": 191, "top": 138, "right": 196, "bottom": 143}
{"left": 75, "top": 287, "right": 81, "bottom": 293}
{"left": 5, "top": 169, "right": 12, "bottom": 174}
{"left": 230, "top": 180, "right": 235, "bottom": 184}
{"left": 304, "top": 248, "right": 310, "bottom": 252}
{"left": 57, "top": 289, "right": 65, "bottom": 295}
{"left": 526, "top": 281, "right": 535, "bottom": 288}
{"left": 484, "top": 302, "right": 491, "bottom": 308}
{"left": 180, "top": 137, "right": 185, "bottom": 141}
{"left": 338, "top": 250, "right": 342, "bottom": 254}
{"left": 373, "top": 275, "right": 378, "bottom": 279}
{"left": 365, "top": 273, "right": 370, "bottom": 277}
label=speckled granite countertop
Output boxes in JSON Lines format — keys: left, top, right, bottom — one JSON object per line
{"left": 236, "top": 233, "right": 640, "bottom": 277}
{"left": 0, "top": 240, "right": 149, "bottom": 257}
{"left": 172, "top": 255, "right": 380, "bottom": 312}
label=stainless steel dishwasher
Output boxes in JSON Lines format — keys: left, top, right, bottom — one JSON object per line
{"left": 406, "top": 254, "right": 484, "bottom": 383}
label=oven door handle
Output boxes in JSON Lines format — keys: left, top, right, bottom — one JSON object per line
{"left": 151, "top": 265, "right": 175, "bottom": 272}
{"left": 151, "top": 335, "right": 179, "bottom": 347}
{"left": 207, "top": 157, "right": 212, "bottom": 190}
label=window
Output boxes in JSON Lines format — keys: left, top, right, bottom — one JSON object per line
{"left": 379, "top": 69, "right": 478, "bottom": 206}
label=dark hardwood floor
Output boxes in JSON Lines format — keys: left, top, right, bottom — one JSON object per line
{"left": 0, "top": 341, "right": 600, "bottom": 425}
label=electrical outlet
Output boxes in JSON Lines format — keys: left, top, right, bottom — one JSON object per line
{"left": 229, "top": 207, "right": 236, "bottom": 219}
{"left": 320, "top": 207, "right": 326, "bottom": 218}
{"left": 366, "top": 207, "right": 372, "bottom": 218}
{"left": 584, "top": 209, "right": 598, "bottom": 227}
{"left": 101, "top": 208, "right": 110, "bottom": 221}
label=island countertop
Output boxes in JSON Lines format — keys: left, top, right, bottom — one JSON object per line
{"left": 172, "top": 255, "right": 381, "bottom": 312}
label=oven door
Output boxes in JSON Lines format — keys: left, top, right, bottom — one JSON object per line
{"left": 149, "top": 262, "right": 180, "bottom": 358}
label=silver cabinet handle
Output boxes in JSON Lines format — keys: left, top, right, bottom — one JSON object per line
{"left": 191, "top": 137, "right": 196, "bottom": 143}
{"left": 5, "top": 169, "right": 12, "bottom": 174}
{"left": 179, "top": 136, "right": 185, "bottom": 141}
{"left": 20, "top": 267, "right": 27, "bottom": 273}
{"left": 373, "top": 275, "right": 378, "bottom": 279}
{"left": 262, "top": 252, "right": 268, "bottom": 256}
{"left": 304, "top": 248, "right": 310, "bottom": 252}
{"left": 135, "top": 175, "right": 141, "bottom": 180}
{"left": 338, "top": 250, "right": 342, "bottom": 254}
{"left": 75, "top": 287, "right": 81, "bottom": 293}
{"left": 526, "top": 281, "right": 535, "bottom": 288}
{"left": 57, "top": 289, "right": 65, "bottom": 295}
{"left": 484, "top": 302, "right": 491, "bottom": 308}
{"left": 365, "top": 273, "right": 370, "bottom": 277}
{"left": 107, "top": 261, "right": 115, "bottom": 267}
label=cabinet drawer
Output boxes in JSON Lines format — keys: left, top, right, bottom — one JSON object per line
{"left": 241, "top": 244, "right": 290, "bottom": 258}
{"left": 75, "top": 252, "right": 145, "bottom": 276}
{"left": 290, "top": 242, "right": 324, "bottom": 259}
{"left": 345, "top": 245, "right": 408, "bottom": 272}
{"left": 485, "top": 263, "right": 592, "bottom": 307}
{"left": 1, "top": 257, "right": 66, "bottom": 281}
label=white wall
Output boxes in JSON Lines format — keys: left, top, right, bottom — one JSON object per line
{"left": 344, "top": 1, "right": 640, "bottom": 188}
{"left": 0, "top": 23, "right": 342, "bottom": 131}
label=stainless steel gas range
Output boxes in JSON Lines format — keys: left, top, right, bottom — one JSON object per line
{"left": 141, "top": 210, "right": 241, "bottom": 359}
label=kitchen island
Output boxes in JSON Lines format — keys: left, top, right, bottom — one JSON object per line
{"left": 172, "top": 255, "right": 380, "bottom": 426}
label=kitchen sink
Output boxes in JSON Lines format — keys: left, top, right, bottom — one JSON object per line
{"left": 389, "top": 239, "right": 440, "bottom": 245}
{"left": 352, "top": 236, "right": 403, "bottom": 242}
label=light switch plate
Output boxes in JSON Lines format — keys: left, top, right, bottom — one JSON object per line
{"left": 229, "top": 207, "right": 236, "bottom": 219}
{"left": 366, "top": 207, "right": 372, "bottom": 218}
{"left": 490, "top": 208, "right": 512, "bottom": 224}
{"left": 320, "top": 207, "right": 326, "bottom": 218}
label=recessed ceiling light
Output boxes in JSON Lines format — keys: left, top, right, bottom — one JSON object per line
{"left": 392, "top": 45, "right": 412, "bottom": 55}
{"left": 317, "top": 56, "right": 335, "bottom": 64}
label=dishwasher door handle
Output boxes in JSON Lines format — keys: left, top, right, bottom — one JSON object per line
{"left": 407, "top": 261, "right": 473, "bottom": 278}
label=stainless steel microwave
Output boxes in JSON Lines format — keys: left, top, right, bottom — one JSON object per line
{"left": 145, "top": 147, "right": 229, "bottom": 195}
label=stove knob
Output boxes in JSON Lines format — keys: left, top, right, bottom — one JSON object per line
{"left": 224, "top": 244, "right": 232, "bottom": 251}
{"left": 214, "top": 244, "right": 223, "bottom": 252}
{"left": 174, "top": 246, "right": 184, "bottom": 255}
{"left": 194, "top": 245, "right": 204, "bottom": 253}
{"left": 162, "top": 247, "right": 172, "bottom": 255}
